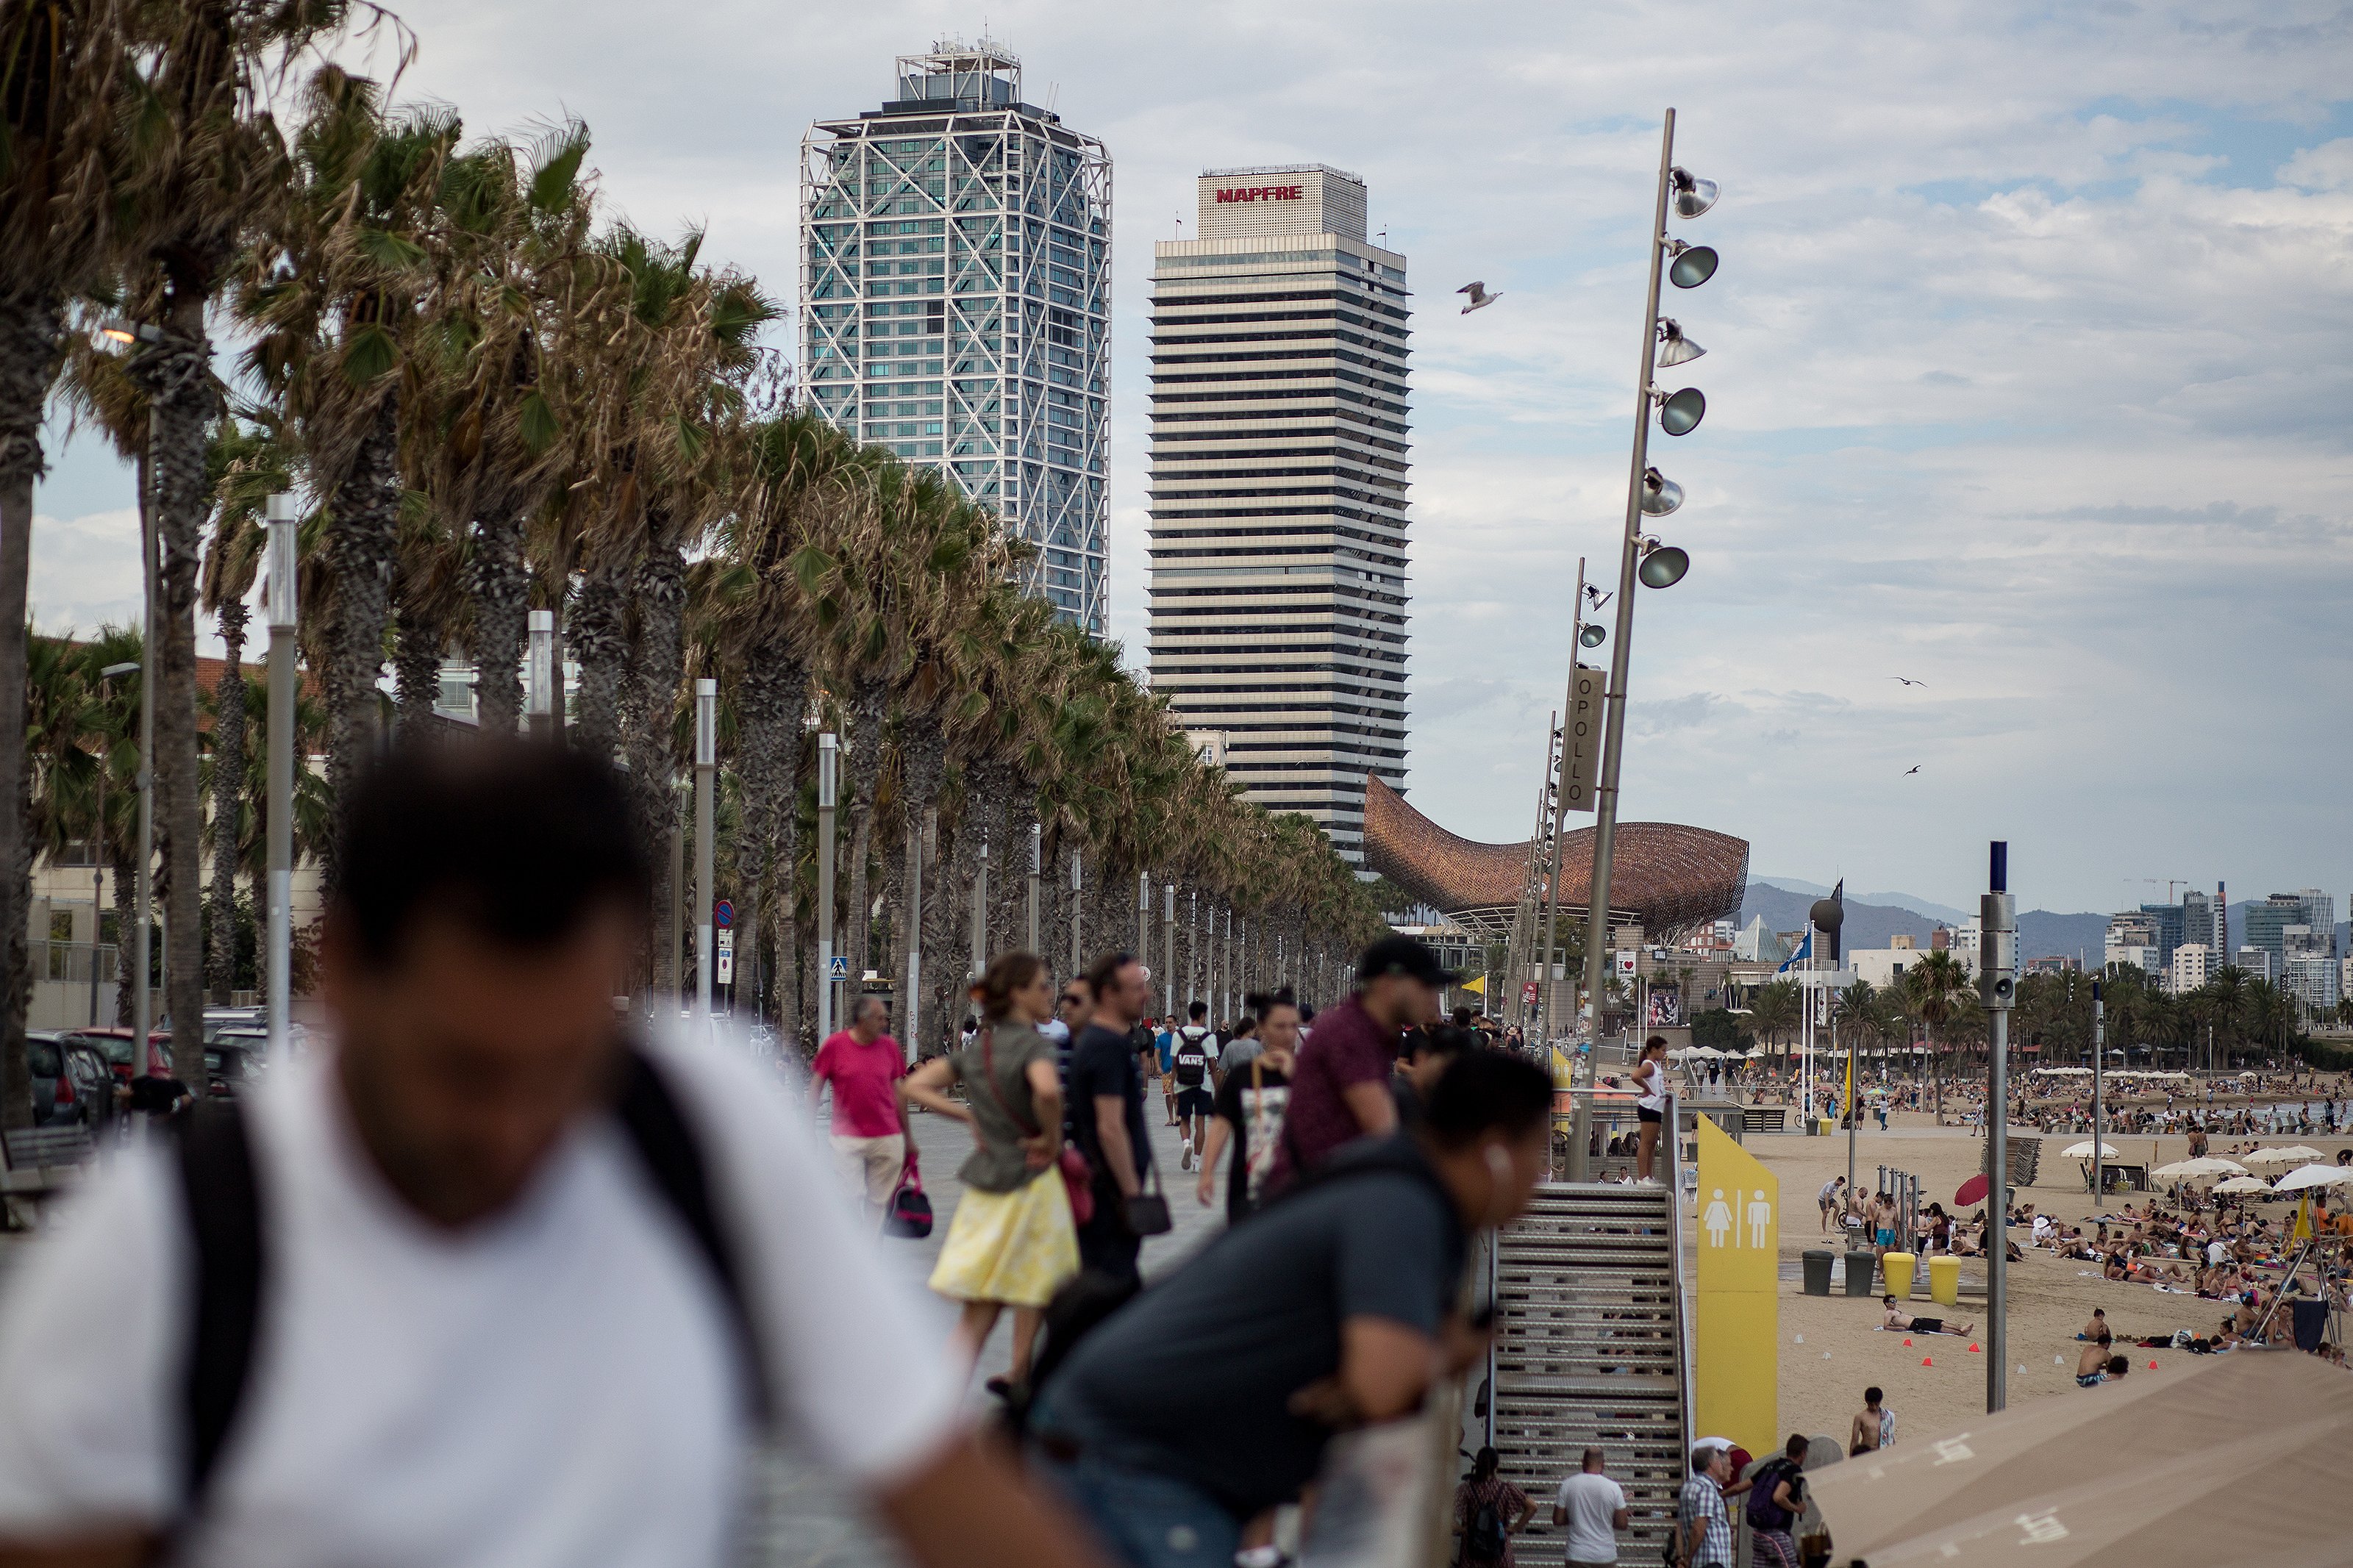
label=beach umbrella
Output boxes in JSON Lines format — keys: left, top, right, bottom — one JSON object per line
{"left": 2060, "top": 1140, "right": 2122, "bottom": 1158}
{"left": 2240, "top": 1146, "right": 2324, "bottom": 1167}
{"left": 1954, "top": 1173, "right": 1990, "bottom": 1206}
{"left": 1807, "top": 1353, "right": 2346, "bottom": 1567}
{"left": 2271, "top": 1164, "right": 2353, "bottom": 1193}
{"left": 2149, "top": 1157, "right": 2247, "bottom": 1180}
{"left": 2211, "top": 1175, "right": 2272, "bottom": 1195}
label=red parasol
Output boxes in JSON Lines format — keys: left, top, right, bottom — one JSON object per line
{"left": 1954, "top": 1173, "right": 1990, "bottom": 1206}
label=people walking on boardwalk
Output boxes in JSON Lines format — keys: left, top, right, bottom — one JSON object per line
{"left": 0, "top": 741, "right": 1101, "bottom": 1568}
{"left": 810, "top": 995, "right": 912, "bottom": 1225}
{"left": 1218, "top": 1009, "right": 1261, "bottom": 1074}
{"left": 1632, "top": 1035, "right": 1669, "bottom": 1184}
{"left": 900, "top": 952, "right": 1081, "bottom": 1392}
{"left": 1196, "top": 989, "right": 1299, "bottom": 1222}
{"left": 1029, "top": 1049, "right": 1552, "bottom": 1568}
{"left": 1743, "top": 1436, "right": 1812, "bottom": 1568}
{"left": 1068, "top": 953, "right": 1157, "bottom": 1285}
{"left": 1553, "top": 1446, "right": 1630, "bottom": 1567}
{"left": 1171, "top": 1014, "right": 1218, "bottom": 1172}
{"left": 1268, "top": 935, "right": 1451, "bottom": 1192}
{"left": 1454, "top": 1445, "right": 1535, "bottom": 1567}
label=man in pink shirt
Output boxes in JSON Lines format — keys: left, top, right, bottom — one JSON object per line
{"left": 810, "top": 997, "right": 911, "bottom": 1219}
{"left": 1267, "top": 935, "right": 1452, "bottom": 1192}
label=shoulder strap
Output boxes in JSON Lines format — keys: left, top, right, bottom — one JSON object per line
{"left": 177, "top": 1100, "right": 265, "bottom": 1508}
{"left": 612, "top": 1046, "right": 776, "bottom": 1426}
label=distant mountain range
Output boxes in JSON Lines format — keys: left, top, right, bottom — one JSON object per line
{"left": 1740, "top": 880, "right": 2107, "bottom": 964}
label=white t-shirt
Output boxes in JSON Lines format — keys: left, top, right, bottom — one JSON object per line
{"left": 1555, "top": 1470, "right": 1627, "bottom": 1563}
{"left": 0, "top": 1031, "right": 964, "bottom": 1568}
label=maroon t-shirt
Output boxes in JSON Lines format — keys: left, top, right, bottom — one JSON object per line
{"left": 1268, "top": 992, "right": 1401, "bottom": 1189}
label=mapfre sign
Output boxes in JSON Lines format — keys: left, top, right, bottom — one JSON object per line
{"left": 1214, "top": 185, "right": 1304, "bottom": 204}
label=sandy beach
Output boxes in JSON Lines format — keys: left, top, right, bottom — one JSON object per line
{"left": 1746, "top": 1112, "right": 2353, "bottom": 1446}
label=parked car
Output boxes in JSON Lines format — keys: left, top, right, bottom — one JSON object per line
{"left": 202, "top": 1006, "right": 266, "bottom": 1045}
{"left": 63, "top": 1027, "right": 171, "bottom": 1084}
{"left": 203, "top": 1033, "right": 268, "bottom": 1099}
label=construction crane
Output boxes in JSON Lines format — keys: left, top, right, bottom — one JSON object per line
{"left": 2138, "top": 877, "right": 2189, "bottom": 903}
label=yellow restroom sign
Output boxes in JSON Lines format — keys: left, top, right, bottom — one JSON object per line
{"left": 1693, "top": 1117, "right": 1778, "bottom": 1458}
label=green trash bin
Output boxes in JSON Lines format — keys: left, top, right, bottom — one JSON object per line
{"left": 1802, "top": 1250, "right": 1835, "bottom": 1296}
{"left": 1844, "top": 1251, "right": 1877, "bottom": 1295}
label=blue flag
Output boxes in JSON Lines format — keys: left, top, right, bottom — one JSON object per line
{"left": 1777, "top": 928, "right": 1813, "bottom": 973}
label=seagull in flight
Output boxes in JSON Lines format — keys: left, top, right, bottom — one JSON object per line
{"left": 1902, "top": 765, "right": 1921, "bottom": 776}
{"left": 1892, "top": 676, "right": 1925, "bottom": 687}
{"left": 1458, "top": 282, "right": 1501, "bottom": 314}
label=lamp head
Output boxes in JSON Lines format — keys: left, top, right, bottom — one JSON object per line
{"left": 1638, "top": 541, "right": 1690, "bottom": 590}
{"left": 1667, "top": 241, "right": 1718, "bottom": 289}
{"left": 1640, "top": 468, "right": 1684, "bottom": 517}
{"left": 1656, "top": 319, "right": 1706, "bottom": 368}
{"left": 1579, "top": 623, "right": 1607, "bottom": 648}
{"left": 1657, "top": 386, "right": 1706, "bottom": 436}
{"left": 1670, "top": 167, "right": 1718, "bottom": 219}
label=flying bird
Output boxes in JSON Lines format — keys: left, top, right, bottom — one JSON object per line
{"left": 1458, "top": 282, "right": 1501, "bottom": 314}
{"left": 1892, "top": 676, "right": 1925, "bottom": 687}
{"left": 1902, "top": 765, "right": 1921, "bottom": 776}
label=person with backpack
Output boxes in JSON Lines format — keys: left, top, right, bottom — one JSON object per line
{"left": 1196, "top": 990, "right": 1297, "bottom": 1222}
{"left": 1742, "top": 1436, "right": 1812, "bottom": 1568}
{"left": 0, "top": 741, "right": 1103, "bottom": 1568}
{"left": 1170, "top": 1010, "right": 1218, "bottom": 1172}
{"left": 1028, "top": 1050, "right": 1554, "bottom": 1568}
{"left": 899, "top": 951, "right": 1080, "bottom": 1395}
{"left": 1453, "top": 1446, "right": 1534, "bottom": 1567}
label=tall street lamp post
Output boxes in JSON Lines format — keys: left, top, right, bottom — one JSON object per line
{"left": 1579, "top": 108, "right": 1718, "bottom": 1077}
{"left": 263, "top": 495, "right": 298, "bottom": 1062}
{"left": 1982, "top": 841, "right": 2018, "bottom": 1412}
{"left": 693, "top": 679, "right": 716, "bottom": 1019}
{"left": 815, "top": 732, "right": 839, "bottom": 1040}
{"left": 93, "top": 663, "right": 137, "bottom": 1026}
{"left": 526, "top": 610, "right": 557, "bottom": 739}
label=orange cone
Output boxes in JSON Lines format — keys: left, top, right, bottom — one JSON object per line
{"left": 1921, "top": 1356, "right": 1933, "bottom": 1366}
{"left": 1967, "top": 1343, "right": 1981, "bottom": 1353}
{"left": 1902, "top": 1337, "right": 1913, "bottom": 1347}
{"left": 2149, "top": 1360, "right": 2159, "bottom": 1370}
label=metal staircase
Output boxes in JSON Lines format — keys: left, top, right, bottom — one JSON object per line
{"left": 1485, "top": 1181, "right": 1690, "bottom": 1555}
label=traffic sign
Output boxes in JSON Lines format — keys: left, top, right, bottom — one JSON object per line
{"left": 716, "top": 952, "right": 734, "bottom": 985}
{"left": 713, "top": 899, "right": 734, "bottom": 929}
{"left": 715, "top": 928, "right": 735, "bottom": 954}
{"left": 828, "top": 955, "right": 849, "bottom": 978}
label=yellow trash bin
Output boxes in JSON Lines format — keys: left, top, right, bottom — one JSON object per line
{"left": 1882, "top": 1250, "right": 1916, "bottom": 1300}
{"left": 1928, "top": 1254, "right": 1960, "bottom": 1306}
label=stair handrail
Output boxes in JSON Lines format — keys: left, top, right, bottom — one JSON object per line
{"left": 1667, "top": 1091, "right": 1696, "bottom": 1452}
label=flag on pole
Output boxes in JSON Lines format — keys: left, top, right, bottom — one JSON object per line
{"left": 1776, "top": 928, "right": 1813, "bottom": 974}
{"left": 1460, "top": 974, "right": 1487, "bottom": 995}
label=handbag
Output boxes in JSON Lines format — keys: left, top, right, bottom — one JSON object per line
{"left": 1124, "top": 1161, "right": 1173, "bottom": 1236}
{"left": 882, "top": 1154, "right": 933, "bottom": 1239}
{"left": 980, "top": 1027, "right": 1093, "bottom": 1226}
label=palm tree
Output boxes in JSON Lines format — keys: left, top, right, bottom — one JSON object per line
{"left": 1905, "top": 949, "right": 1973, "bottom": 1122}
{"left": 198, "top": 418, "right": 276, "bottom": 1000}
{"left": 0, "top": 0, "right": 141, "bottom": 1123}
{"left": 237, "top": 68, "right": 453, "bottom": 860}
{"left": 1748, "top": 980, "right": 1800, "bottom": 1073}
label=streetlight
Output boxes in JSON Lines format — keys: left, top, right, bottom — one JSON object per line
{"left": 263, "top": 493, "right": 298, "bottom": 1062}
{"left": 693, "top": 679, "right": 715, "bottom": 1019}
{"left": 92, "top": 662, "right": 137, "bottom": 1026}
{"left": 816, "top": 731, "right": 839, "bottom": 1039}
{"left": 1579, "top": 107, "right": 1720, "bottom": 1077}
{"left": 526, "top": 610, "right": 557, "bottom": 738}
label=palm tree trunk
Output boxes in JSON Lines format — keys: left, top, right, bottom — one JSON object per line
{"left": 207, "top": 604, "right": 246, "bottom": 1003}
{"left": 393, "top": 598, "right": 443, "bottom": 738}
{"left": 324, "top": 395, "right": 400, "bottom": 877}
{"left": 468, "top": 512, "right": 529, "bottom": 735}
{"left": 0, "top": 288, "right": 57, "bottom": 1130}
{"left": 844, "top": 679, "right": 886, "bottom": 991}
{"left": 731, "top": 652, "right": 794, "bottom": 1027}
{"left": 570, "top": 554, "right": 629, "bottom": 756}
{"left": 626, "top": 540, "right": 685, "bottom": 992}
{"left": 146, "top": 335, "right": 213, "bottom": 1086}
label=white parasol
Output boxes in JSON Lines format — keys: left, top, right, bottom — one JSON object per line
{"left": 2149, "top": 1156, "right": 2249, "bottom": 1180}
{"left": 2060, "top": 1139, "right": 2123, "bottom": 1158}
{"left": 2240, "top": 1146, "right": 2325, "bottom": 1167}
{"left": 2271, "top": 1164, "right": 2353, "bottom": 1193}
{"left": 2210, "top": 1175, "right": 2273, "bottom": 1195}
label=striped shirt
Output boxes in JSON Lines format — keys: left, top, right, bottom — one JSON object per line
{"left": 1677, "top": 1473, "right": 1735, "bottom": 1567}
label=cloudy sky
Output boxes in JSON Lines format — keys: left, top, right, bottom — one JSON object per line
{"left": 30, "top": 0, "right": 2352, "bottom": 914}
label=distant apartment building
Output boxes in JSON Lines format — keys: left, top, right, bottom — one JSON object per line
{"left": 2180, "top": 888, "right": 2217, "bottom": 956}
{"left": 2236, "top": 946, "right": 2277, "bottom": 983}
{"left": 799, "top": 38, "right": 1112, "bottom": 631}
{"left": 2170, "top": 942, "right": 2210, "bottom": 994}
{"left": 1146, "top": 165, "right": 1411, "bottom": 864}
{"left": 2286, "top": 953, "right": 2341, "bottom": 1016}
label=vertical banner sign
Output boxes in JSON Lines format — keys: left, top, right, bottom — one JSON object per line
{"left": 1695, "top": 1117, "right": 1779, "bottom": 1458}
{"left": 1560, "top": 667, "right": 1602, "bottom": 812}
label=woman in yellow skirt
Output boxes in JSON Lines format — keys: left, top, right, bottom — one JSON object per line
{"left": 899, "top": 951, "right": 1079, "bottom": 1388}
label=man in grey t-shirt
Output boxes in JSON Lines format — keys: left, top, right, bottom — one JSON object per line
{"left": 1553, "top": 1447, "right": 1629, "bottom": 1566}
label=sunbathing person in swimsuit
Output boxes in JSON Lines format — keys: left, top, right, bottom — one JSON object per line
{"left": 1883, "top": 1296, "right": 1973, "bottom": 1336}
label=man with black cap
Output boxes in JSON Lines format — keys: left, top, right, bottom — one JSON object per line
{"left": 1266, "top": 935, "right": 1453, "bottom": 1194}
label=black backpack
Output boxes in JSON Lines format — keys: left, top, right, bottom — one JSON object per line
{"left": 1174, "top": 1032, "right": 1209, "bottom": 1087}
{"left": 1746, "top": 1458, "right": 1799, "bottom": 1532}
{"left": 1465, "top": 1490, "right": 1508, "bottom": 1562}
{"left": 173, "top": 1045, "right": 771, "bottom": 1514}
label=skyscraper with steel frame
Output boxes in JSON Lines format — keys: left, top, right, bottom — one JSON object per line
{"left": 799, "top": 40, "right": 1112, "bottom": 633}
{"left": 1146, "top": 166, "right": 1411, "bottom": 867}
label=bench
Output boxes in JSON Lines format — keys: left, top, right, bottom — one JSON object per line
{"left": 2, "top": 1123, "right": 95, "bottom": 1230}
{"left": 1743, "top": 1107, "right": 1788, "bottom": 1133}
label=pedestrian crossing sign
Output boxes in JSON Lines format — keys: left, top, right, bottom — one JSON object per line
{"left": 828, "top": 955, "right": 849, "bottom": 978}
